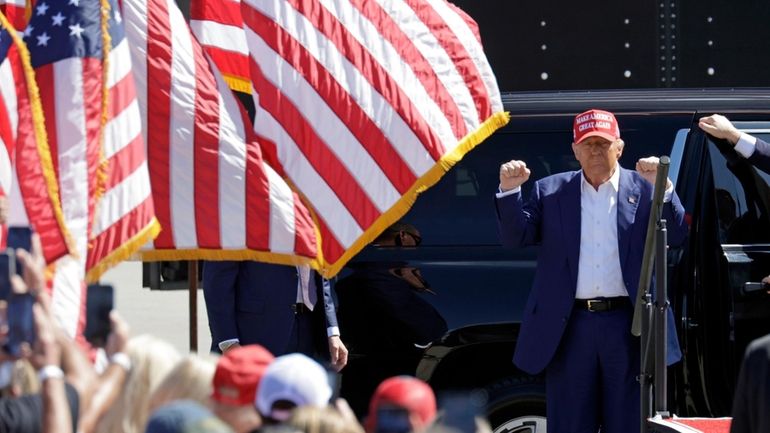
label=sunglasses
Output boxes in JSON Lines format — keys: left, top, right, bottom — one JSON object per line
{"left": 405, "top": 231, "right": 422, "bottom": 246}
{"left": 395, "top": 231, "right": 421, "bottom": 246}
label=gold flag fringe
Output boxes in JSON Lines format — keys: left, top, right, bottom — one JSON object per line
{"left": 222, "top": 74, "right": 251, "bottom": 94}
{"left": 90, "top": 0, "right": 112, "bottom": 235}
{"left": 0, "top": 11, "right": 78, "bottom": 261}
{"left": 138, "top": 244, "right": 321, "bottom": 271}
{"left": 319, "top": 111, "right": 511, "bottom": 278}
{"left": 86, "top": 218, "right": 161, "bottom": 282}
{"left": 136, "top": 112, "right": 509, "bottom": 277}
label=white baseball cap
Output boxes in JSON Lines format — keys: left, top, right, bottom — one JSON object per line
{"left": 254, "top": 353, "right": 332, "bottom": 421}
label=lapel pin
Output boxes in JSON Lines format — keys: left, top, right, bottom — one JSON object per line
{"left": 628, "top": 196, "right": 637, "bottom": 204}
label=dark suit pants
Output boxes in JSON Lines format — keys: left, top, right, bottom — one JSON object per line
{"left": 286, "top": 309, "right": 319, "bottom": 357}
{"left": 545, "top": 305, "right": 640, "bottom": 433}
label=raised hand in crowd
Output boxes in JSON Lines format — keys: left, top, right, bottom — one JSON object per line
{"left": 0, "top": 232, "right": 80, "bottom": 433}
{"left": 30, "top": 296, "right": 70, "bottom": 433}
{"left": 19, "top": 234, "right": 98, "bottom": 405}
{"left": 499, "top": 160, "right": 531, "bottom": 191}
{"left": 15, "top": 234, "right": 46, "bottom": 296}
{"left": 78, "top": 311, "right": 131, "bottom": 433}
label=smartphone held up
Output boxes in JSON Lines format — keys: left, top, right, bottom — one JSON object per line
{"left": 0, "top": 226, "right": 36, "bottom": 356}
{"left": 3, "top": 293, "right": 35, "bottom": 357}
{"left": 84, "top": 284, "right": 115, "bottom": 348}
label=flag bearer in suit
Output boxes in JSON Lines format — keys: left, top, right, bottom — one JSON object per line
{"left": 203, "top": 262, "right": 347, "bottom": 371}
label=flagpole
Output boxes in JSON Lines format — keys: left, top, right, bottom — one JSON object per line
{"left": 188, "top": 260, "right": 198, "bottom": 353}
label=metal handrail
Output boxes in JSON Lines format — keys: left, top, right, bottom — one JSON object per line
{"left": 631, "top": 156, "right": 671, "bottom": 433}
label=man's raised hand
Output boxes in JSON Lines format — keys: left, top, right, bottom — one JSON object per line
{"left": 500, "top": 160, "right": 530, "bottom": 192}
{"left": 698, "top": 114, "right": 741, "bottom": 146}
{"left": 636, "top": 156, "right": 673, "bottom": 190}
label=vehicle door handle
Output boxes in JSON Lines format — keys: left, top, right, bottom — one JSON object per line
{"left": 743, "top": 281, "right": 770, "bottom": 295}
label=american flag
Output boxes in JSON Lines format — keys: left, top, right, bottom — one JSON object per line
{"left": 24, "top": 0, "right": 158, "bottom": 336}
{"left": 190, "top": 0, "right": 251, "bottom": 93}
{"left": 0, "top": 10, "right": 73, "bottom": 262}
{"left": 0, "top": 0, "right": 30, "bottom": 31}
{"left": 122, "top": 0, "right": 319, "bottom": 264}
{"left": 242, "top": 0, "right": 508, "bottom": 276}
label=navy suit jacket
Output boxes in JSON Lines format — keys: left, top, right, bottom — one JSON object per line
{"left": 202, "top": 261, "right": 338, "bottom": 356}
{"left": 749, "top": 137, "right": 770, "bottom": 174}
{"left": 496, "top": 167, "right": 688, "bottom": 375}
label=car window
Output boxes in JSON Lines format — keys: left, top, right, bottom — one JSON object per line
{"left": 403, "top": 115, "right": 691, "bottom": 246}
{"left": 403, "top": 131, "right": 576, "bottom": 246}
{"left": 709, "top": 137, "right": 770, "bottom": 245}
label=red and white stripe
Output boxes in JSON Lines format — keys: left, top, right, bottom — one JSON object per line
{"left": 0, "top": 0, "right": 29, "bottom": 31}
{"left": 31, "top": 7, "right": 157, "bottom": 336}
{"left": 242, "top": 0, "right": 505, "bottom": 275}
{"left": 189, "top": 0, "right": 251, "bottom": 92}
{"left": 35, "top": 53, "right": 99, "bottom": 337}
{"left": 0, "top": 25, "right": 71, "bottom": 264}
{"left": 122, "top": 0, "right": 318, "bottom": 262}
{"left": 86, "top": 31, "right": 157, "bottom": 279}
{"left": 0, "top": 56, "right": 16, "bottom": 197}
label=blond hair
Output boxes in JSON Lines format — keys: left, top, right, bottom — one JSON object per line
{"left": 94, "top": 334, "right": 181, "bottom": 433}
{"left": 148, "top": 353, "right": 219, "bottom": 412}
{"left": 287, "top": 406, "right": 364, "bottom": 433}
{"left": 0, "top": 360, "right": 39, "bottom": 398}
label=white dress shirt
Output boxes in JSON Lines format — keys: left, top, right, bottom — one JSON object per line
{"left": 574, "top": 168, "right": 628, "bottom": 299}
{"left": 735, "top": 132, "right": 757, "bottom": 158}
{"left": 496, "top": 165, "right": 674, "bottom": 301}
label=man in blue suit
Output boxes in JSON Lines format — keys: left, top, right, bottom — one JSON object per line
{"left": 698, "top": 114, "right": 770, "bottom": 174}
{"left": 203, "top": 261, "right": 348, "bottom": 371}
{"left": 496, "top": 109, "right": 688, "bottom": 433}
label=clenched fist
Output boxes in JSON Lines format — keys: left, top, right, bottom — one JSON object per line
{"left": 636, "top": 156, "right": 672, "bottom": 189}
{"left": 698, "top": 114, "right": 741, "bottom": 146}
{"left": 500, "top": 160, "right": 531, "bottom": 192}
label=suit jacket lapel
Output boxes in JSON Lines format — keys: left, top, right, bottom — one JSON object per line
{"left": 558, "top": 172, "right": 582, "bottom": 290}
{"left": 617, "top": 168, "right": 640, "bottom": 271}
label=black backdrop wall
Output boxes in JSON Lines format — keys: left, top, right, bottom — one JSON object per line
{"left": 451, "top": 0, "right": 770, "bottom": 91}
{"left": 176, "top": 0, "right": 770, "bottom": 92}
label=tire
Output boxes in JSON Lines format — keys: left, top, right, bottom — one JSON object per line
{"left": 484, "top": 376, "right": 547, "bottom": 433}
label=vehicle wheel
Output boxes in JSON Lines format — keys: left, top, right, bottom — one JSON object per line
{"left": 485, "top": 376, "right": 547, "bottom": 433}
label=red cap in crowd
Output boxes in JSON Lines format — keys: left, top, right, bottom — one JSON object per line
{"left": 573, "top": 109, "right": 620, "bottom": 144}
{"left": 211, "top": 345, "right": 275, "bottom": 406}
{"left": 365, "top": 376, "right": 437, "bottom": 433}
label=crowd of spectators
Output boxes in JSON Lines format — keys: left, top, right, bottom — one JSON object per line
{"left": 0, "top": 205, "right": 491, "bottom": 433}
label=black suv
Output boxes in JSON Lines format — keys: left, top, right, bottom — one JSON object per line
{"left": 333, "top": 89, "right": 770, "bottom": 432}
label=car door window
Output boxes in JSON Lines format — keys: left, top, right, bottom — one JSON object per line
{"left": 709, "top": 137, "right": 770, "bottom": 244}
{"left": 404, "top": 131, "right": 577, "bottom": 246}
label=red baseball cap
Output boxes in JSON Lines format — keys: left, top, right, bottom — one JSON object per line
{"left": 365, "top": 376, "right": 437, "bottom": 433}
{"left": 573, "top": 109, "right": 620, "bottom": 144}
{"left": 211, "top": 345, "right": 275, "bottom": 406}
